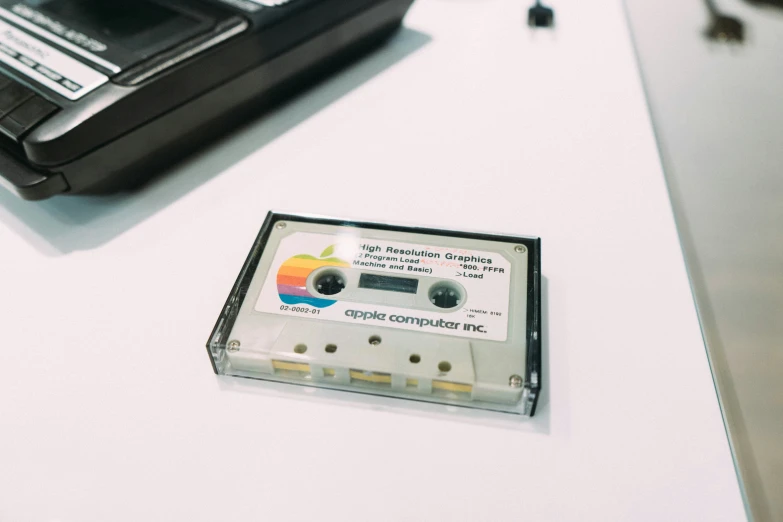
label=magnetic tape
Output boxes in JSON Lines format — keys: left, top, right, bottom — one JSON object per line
{"left": 207, "top": 212, "right": 542, "bottom": 416}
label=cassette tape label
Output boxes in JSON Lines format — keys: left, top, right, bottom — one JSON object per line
{"left": 254, "top": 232, "right": 513, "bottom": 341}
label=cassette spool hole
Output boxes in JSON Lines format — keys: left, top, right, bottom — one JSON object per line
{"left": 429, "top": 283, "right": 462, "bottom": 309}
{"left": 409, "top": 354, "right": 421, "bottom": 364}
{"left": 315, "top": 271, "right": 346, "bottom": 296}
{"left": 325, "top": 344, "right": 337, "bottom": 353}
{"left": 369, "top": 335, "right": 382, "bottom": 346}
{"left": 294, "top": 344, "right": 308, "bottom": 354}
{"left": 438, "top": 361, "right": 452, "bottom": 373}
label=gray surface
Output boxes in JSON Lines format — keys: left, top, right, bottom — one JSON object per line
{"left": 624, "top": 1, "right": 783, "bottom": 520}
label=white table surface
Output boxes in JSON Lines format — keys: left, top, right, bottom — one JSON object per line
{"left": 0, "top": 1, "right": 747, "bottom": 521}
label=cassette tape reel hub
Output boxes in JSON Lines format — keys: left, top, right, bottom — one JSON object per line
{"left": 207, "top": 212, "right": 542, "bottom": 416}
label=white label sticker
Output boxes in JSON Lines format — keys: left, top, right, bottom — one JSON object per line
{"left": 0, "top": 19, "right": 107, "bottom": 100}
{"left": 255, "top": 232, "right": 513, "bottom": 341}
{"left": 0, "top": 5, "right": 120, "bottom": 73}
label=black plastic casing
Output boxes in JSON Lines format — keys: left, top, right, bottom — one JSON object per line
{"left": 0, "top": 0, "right": 415, "bottom": 199}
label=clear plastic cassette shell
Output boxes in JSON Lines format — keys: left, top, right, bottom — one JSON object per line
{"left": 207, "top": 212, "right": 542, "bottom": 416}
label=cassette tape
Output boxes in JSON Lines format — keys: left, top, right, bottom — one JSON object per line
{"left": 207, "top": 212, "right": 542, "bottom": 416}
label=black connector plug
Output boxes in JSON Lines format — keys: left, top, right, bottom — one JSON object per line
{"left": 704, "top": 0, "right": 744, "bottom": 42}
{"left": 528, "top": 1, "right": 555, "bottom": 28}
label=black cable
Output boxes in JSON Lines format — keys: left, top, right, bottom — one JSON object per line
{"left": 528, "top": 0, "right": 554, "bottom": 27}
{"left": 704, "top": 0, "right": 744, "bottom": 41}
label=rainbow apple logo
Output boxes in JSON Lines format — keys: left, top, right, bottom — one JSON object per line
{"left": 277, "top": 245, "right": 350, "bottom": 308}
